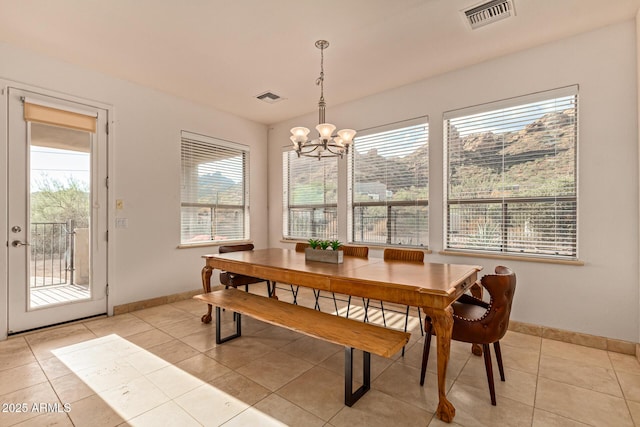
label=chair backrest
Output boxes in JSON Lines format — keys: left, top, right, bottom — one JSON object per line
{"left": 476, "top": 266, "right": 517, "bottom": 342}
{"left": 340, "top": 245, "right": 369, "bottom": 258}
{"left": 219, "top": 243, "right": 254, "bottom": 254}
{"left": 295, "top": 242, "right": 309, "bottom": 252}
{"left": 383, "top": 248, "right": 424, "bottom": 263}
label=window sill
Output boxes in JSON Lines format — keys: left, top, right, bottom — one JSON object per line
{"left": 439, "top": 250, "right": 584, "bottom": 266}
{"left": 177, "top": 239, "right": 253, "bottom": 250}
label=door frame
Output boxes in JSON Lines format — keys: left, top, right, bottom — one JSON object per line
{"left": 0, "top": 81, "right": 115, "bottom": 340}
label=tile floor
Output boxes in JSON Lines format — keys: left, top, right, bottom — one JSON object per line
{"left": 1, "top": 286, "right": 640, "bottom": 426}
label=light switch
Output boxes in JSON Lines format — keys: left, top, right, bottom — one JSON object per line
{"left": 115, "top": 218, "right": 128, "bottom": 228}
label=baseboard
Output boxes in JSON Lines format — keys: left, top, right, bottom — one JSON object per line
{"left": 509, "top": 320, "right": 636, "bottom": 355}
{"left": 113, "top": 288, "right": 202, "bottom": 315}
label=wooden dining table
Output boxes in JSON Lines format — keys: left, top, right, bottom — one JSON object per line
{"left": 199, "top": 247, "right": 482, "bottom": 423}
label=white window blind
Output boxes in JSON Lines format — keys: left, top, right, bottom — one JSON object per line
{"left": 445, "top": 86, "right": 578, "bottom": 258}
{"left": 283, "top": 151, "right": 338, "bottom": 240}
{"left": 181, "top": 132, "right": 249, "bottom": 244}
{"left": 349, "top": 119, "right": 429, "bottom": 247}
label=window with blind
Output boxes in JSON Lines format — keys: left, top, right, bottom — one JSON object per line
{"left": 349, "top": 119, "right": 429, "bottom": 247}
{"left": 180, "top": 131, "right": 249, "bottom": 244}
{"left": 445, "top": 86, "right": 578, "bottom": 259}
{"left": 283, "top": 152, "right": 338, "bottom": 240}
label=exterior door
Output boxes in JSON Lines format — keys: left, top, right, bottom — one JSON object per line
{"left": 7, "top": 88, "right": 108, "bottom": 334}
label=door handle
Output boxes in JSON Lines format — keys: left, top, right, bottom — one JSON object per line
{"left": 11, "top": 240, "right": 30, "bottom": 247}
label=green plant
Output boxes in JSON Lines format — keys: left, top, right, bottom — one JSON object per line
{"left": 329, "top": 239, "right": 342, "bottom": 251}
{"left": 308, "top": 238, "right": 320, "bottom": 249}
{"left": 318, "top": 240, "right": 330, "bottom": 250}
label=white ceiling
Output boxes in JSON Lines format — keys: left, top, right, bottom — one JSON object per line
{"left": 0, "top": 0, "right": 638, "bottom": 125}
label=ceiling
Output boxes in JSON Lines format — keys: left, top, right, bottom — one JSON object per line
{"left": 0, "top": 0, "right": 638, "bottom": 125}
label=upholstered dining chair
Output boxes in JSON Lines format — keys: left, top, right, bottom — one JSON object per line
{"left": 218, "top": 244, "right": 274, "bottom": 297}
{"left": 419, "top": 266, "right": 517, "bottom": 406}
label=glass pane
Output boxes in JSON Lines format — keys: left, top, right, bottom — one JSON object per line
{"left": 29, "top": 123, "right": 91, "bottom": 308}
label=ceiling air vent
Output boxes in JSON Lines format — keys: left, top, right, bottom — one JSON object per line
{"left": 462, "top": 0, "right": 515, "bottom": 30}
{"left": 255, "top": 91, "right": 284, "bottom": 104}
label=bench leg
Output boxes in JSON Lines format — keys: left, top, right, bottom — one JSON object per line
{"left": 344, "top": 347, "right": 371, "bottom": 407}
{"left": 215, "top": 306, "right": 242, "bottom": 344}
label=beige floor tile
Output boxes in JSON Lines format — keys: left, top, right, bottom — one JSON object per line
{"left": 67, "top": 393, "right": 125, "bottom": 427}
{"left": 372, "top": 361, "right": 445, "bottom": 412}
{"left": 130, "top": 305, "right": 195, "bottom": 327}
{"left": 126, "top": 400, "right": 200, "bottom": 426}
{"left": 500, "top": 342, "right": 540, "bottom": 375}
{"left": 72, "top": 358, "right": 142, "bottom": 393}
{"left": 175, "top": 353, "right": 231, "bottom": 382}
{"left": 24, "top": 324, "right": 97, "bottom": 361}
{"left": 330, "top": 389, "right": 434, "bottom": 427}
{"left": 609, "top": 351, "right": 640, "bottom": 374}
{"left": 124, "top": 329, "right": 173, "bottom": 350}
{"left": 148, "top": 339, "right": 200, "bottom": 365}
{"left": 455, "top": 358, "right": 537, "bottom": 406}
{"left": 207, "top": 371, "right": 271, "bottom": 405}
{"left": 205, "top": 337, "right": 276, "bottom": 370}
{"left": 10, "top": 411, "right": 74, "bottom": 427}
{"left": 146, "top": 365, "right": 204, "bottom": 399}
{"left": 280, "top": 335, "right": 342, "bottom": 364}
{"left": 223, "top": 406, "right": 289, "bottom": 427}
{"left": 39, "top": 356, "right": 73, "bottom": 380}
{"left": 171, "top": 298, "right": 210, "bottom": 316}
{"left": 174, "top": 384, "right": 250, "bottom": 426}
{"left": 627, "top": 400, "right": 640, "bottom": 426}
{"left": 435, "top": 381, "right": 534, "bottom": 427}
{"left": 0, "top": 361, "right": 48, "bottom": 396}
{"left": 0, "top": 382, "right": 61, "bottom": 427}
{"left": 83, "top": 314, "right": 154, "bottom": 338}
{"left": 179, "top": 328, "right": 219, "bottom": 352}
{"left": 53, "top": 335, "right": 142, "bottom": 373}
{"left": 502, "top": 331, "right": 542, "bottom": 351}
{"left": 158, "top": 316, "right": 210, "bottom": 338}
{"left": 541, "top": 339, "right": 612, "bottom": 369}
{"left": 50, "top": 372, "right": 95, "bottom": 403}
{"left": 236, "top": 350, "right": 313, "bottom": 391}
{"left": 539, "top": 354, "right": 622, "bottom": 397}
{"left": 251, "top": 393, "right": 326, "bottom": 427}
{"left": 276, "top": 366, "right": 345, "bottom": 421}
{"left": 0, "top": 337, "right": 36, "bottom": 371}
{"left": 535, "top": 377, "right": 633, "bottom": 426}
{"left": 98, "top": 376, "right": 169, "bottom": 421}
{"left": 532, "top": 408, "right": 591, "bottom": 426}
{"left": 617, "top": 369, "right": 640, "bottom": 402}
{"left": 402, "top": 337, "right": 471, "bottom": 380}
{"left": 123, "top": 348, "right": 170, "bottom": 375}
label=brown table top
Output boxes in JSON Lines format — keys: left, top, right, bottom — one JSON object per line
{"left": 203, "top": 248, "right": 482, "bottom": 307}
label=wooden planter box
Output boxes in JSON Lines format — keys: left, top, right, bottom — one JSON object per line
{"left": 305, "top": 248, "right": 344, "bottom": 264}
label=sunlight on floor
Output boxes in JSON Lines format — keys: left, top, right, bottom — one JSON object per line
{"left": 51, "top": 334, "right": 286, "bottom": 426}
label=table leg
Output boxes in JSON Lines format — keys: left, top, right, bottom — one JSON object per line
{"left": 201, "top": 265, "right": 213, "bottom": 324}
{"left": 423, "top": 305, "right": 455, "bottom": 423}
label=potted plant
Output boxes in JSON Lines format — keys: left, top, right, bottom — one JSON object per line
{"left": 305, "top": 239, "right": 344, "bottom": 264}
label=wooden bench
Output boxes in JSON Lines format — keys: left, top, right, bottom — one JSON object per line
{"left": 194, "top": 286, "right": 411, "bottom": 406}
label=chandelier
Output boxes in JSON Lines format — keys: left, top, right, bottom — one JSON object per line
{"left": 290, "top": 40, "right": 356, "bottom": 159}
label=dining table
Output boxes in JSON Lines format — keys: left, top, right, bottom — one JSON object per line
{"left": 198, "top": 247, "right": 482, "bottom": 423}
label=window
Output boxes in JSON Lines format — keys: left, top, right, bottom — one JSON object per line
{"left": 283, "top": 152, "right": 338, "bottom": 240}
{"left": 180, "top": 131, "right": 249, "bottom": 244}
{"left": 349, "top": 119, "right": 429, "bottom": 247}
{"left": 445, "top": 86, "right": 578, "bottom": 259}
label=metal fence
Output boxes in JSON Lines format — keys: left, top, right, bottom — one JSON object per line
{"left": 30, "top": 221, "right": 75, "bottom": 288}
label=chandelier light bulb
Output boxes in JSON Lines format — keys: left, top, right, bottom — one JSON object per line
{"left": 316, "top": 123, "right": 336, "bottom": 140}
{"left": 337, "top": 129, "right": 356, "bottom": 145}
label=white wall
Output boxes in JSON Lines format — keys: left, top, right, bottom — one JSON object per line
{"left": 0, "top": 42, "right": 268, "bottom": 338}
{"left": 268, "top": 21, "right": 640, "bottom": 342}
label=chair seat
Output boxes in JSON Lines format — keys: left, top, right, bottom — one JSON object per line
{"left": 220, "top": 272, "right": 265, "bottom": 287}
